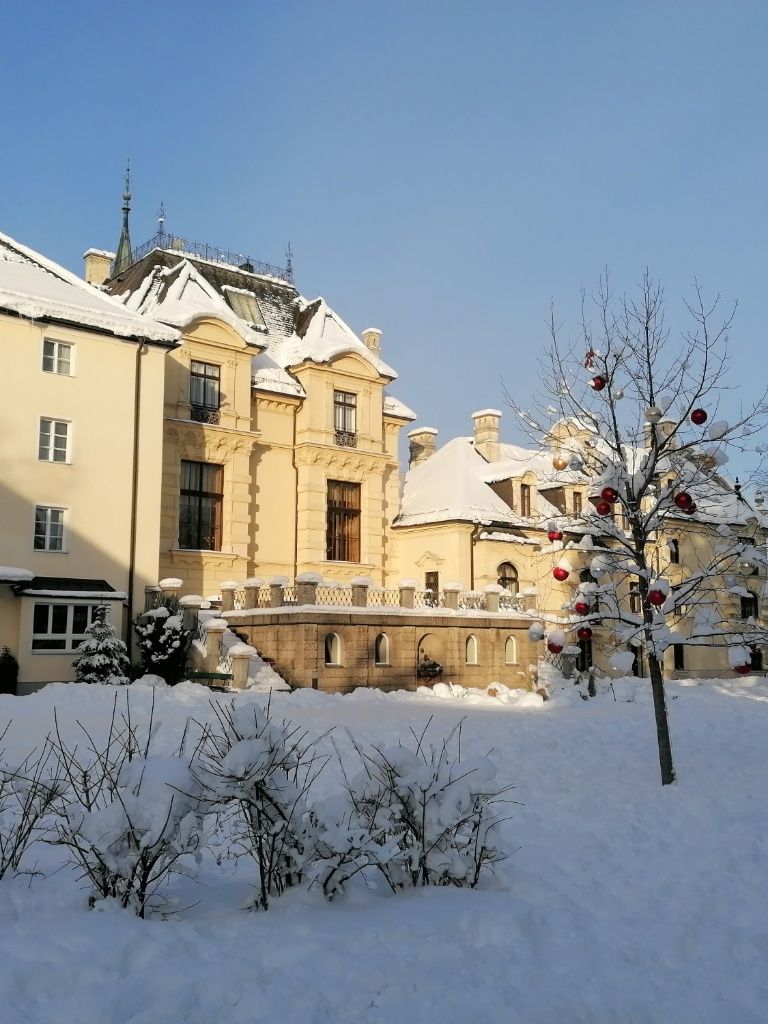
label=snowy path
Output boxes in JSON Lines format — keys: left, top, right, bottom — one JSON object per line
{"left": 0, "top": 677, "right": 767, "bottom": 1023}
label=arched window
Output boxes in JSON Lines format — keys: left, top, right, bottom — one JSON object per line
{"left": 505, "top": 636, "right": 517, "bottom": 665}
{"left": 741, "top": 591, "right": 759, "bottom": 621}
{"left": 497, "top": 562, "right": 518, "bottom": 594}
{"left": 324, "top": 632, "right": 341, "bottom": 666}
{"left": 466, "top": 635, "right": 478, "bottom": 665}
{"left": 374, "top": 633, "right": 389, "bottom": 665}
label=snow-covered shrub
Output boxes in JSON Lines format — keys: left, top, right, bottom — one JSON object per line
{"left": 133, "top": 603, "right": 191, "bottom": 685}
{"left": 339, "top": 724, "right": 511, "bottom": 890}
{"left": 0, "top": 646, "right": 18, "bottom": 695}
{"left": 50, "top": 693, "right": 206, "bottom": 916}
{"left": 72, "top": 606, "right": 130, "bottom": 685}
{"left": 0, "top": 727, "right": 61, "bottom": 878}
{"left": 195, "top": 700, "right": 327, "bottom": 910}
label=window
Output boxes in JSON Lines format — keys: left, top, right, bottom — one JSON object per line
{"left": 34, "top": 506, "right": 65, "bottom": 551}
{"left": 424, "top": 571, "right": 439, "bottom": 607}
{"left": 374, "top": 633, "right": 389, "bottom": 665}
{"left": 42, "top": 339, "right": 72, "bottom": 375}
{"left": 32, "top": 602, "right": 100, "bottom": 652}
{"left": 573, "top": 491, "right": 583, "bottom": 516}
{"left": 223, "top": 288, "right": 265, "bottom": 326}
{"left": 38, "top": 418, "right": 69, "bottom": 462}
{"left": 466, "top": 635, "right": 478, "bottom": 665}
{"left": 190, "top": 361, "right": 221, "bottom": 423}
{"left": 333, "top": 391, "right": 357, "bottom": 447}
{"left": 326, "top": 480, "right": 361, "bottom": 562}
{"left": 520, "top": 484, "right": 531, "bottom": 517}
{"left": 669, "top": 539, "right": 680, "bottom": 564}
{"left": 324, "top": 632, "right": 341, "bottom": 666}
{"left": 673, "top": 644, "right": 685, "bottom": 670}
{"left": 629, "top": 582, "right": 641, "bottom": 614}
{"left": 741, "top": 591, "right": 759, "bottom": 621}
{"left": 179, "top": 461, "right": 223, "bottom": 550}
{"left": 505, "top": 636, "right": 517, "bottom": 664}
{"left": 497, "top": 562, "right": 518, "bottom": 594}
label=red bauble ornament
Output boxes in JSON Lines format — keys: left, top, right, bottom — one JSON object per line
{"left": 574, "top": 601, "right": 590, "bottom": 615}
{"left": 547, "top": 640, "right": 564, "bottom": 654}
{"left": 595, "top": 500, "right": 613, "bottom": 516}
{"left": 600, "top": 486, "right": 618, "bottom": 503}
{"left": 734, "top": 664, "right": 750, "bottom": 675}
{"left": 553, "top": 566, "right": 570, "bottom": 582}
{"left": 577, "top": 626, "right": 593, "bottom": 641}
{"left": 684, "top": 502, "right": 697, "bottom": 515}
{"left": 691, "top": 408, "right": 708, "bottom": 426}
{"left": 674, "top": 492, "right": 692, "bottom": 509}
{"left": 647, "top": 589, "right": 665, "bottom": 606}
{"left": 548, "top": 530, "right": 564, "bottom": 542}
{"left": 590, "top": 375, "right": 607, "bottom": 391}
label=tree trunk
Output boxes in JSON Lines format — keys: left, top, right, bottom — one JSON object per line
{"left": 648, "top": 652, "right": 676, "bottom": 785}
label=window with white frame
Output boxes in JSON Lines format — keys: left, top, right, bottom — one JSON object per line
{"left": 34, "top": 506, "right": 65, "bottom": 551}
{"left": 38, "top": 418, "right": 69, "bottom": 463}
{"left": 31, "top": 603, "right": 101, "bottom": 652}
{"left": 42, "top": 339, "right": 73, "bottom": 375}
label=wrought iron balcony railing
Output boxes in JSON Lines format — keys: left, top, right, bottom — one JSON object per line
{"left": 190, "top": 405, "right": 221, "bottom": 425}
{"left": 334, "top": 430, "right": 357, "bottom": 448}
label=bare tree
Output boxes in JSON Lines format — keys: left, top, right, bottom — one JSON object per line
{"left": 507, "top": 272, "right": 768, "bottom": 785}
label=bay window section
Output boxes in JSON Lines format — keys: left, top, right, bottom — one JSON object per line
{"left": 326, "top": 480, "right": 361, "bottom": 562}
{"left": 334, "top": 391, "right": 357, "bottom": 447}
{"left": 179, "top": 461, "right": 223, "bottom": 550}
{"left": 190, "top": 361, "right": 221, "bottom": 424}
{"left": 32, "top": 603, "right": 99, "bottom": 652}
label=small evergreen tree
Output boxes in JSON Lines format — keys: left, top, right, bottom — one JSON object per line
{"left": 133, "top": 604, "right": 191, "bottom": 685}
{"left": 0, "top": 647, "right": 19, "bottom": 695}
{"left": 72, "top": 606, "right": 129, "bottom": 685}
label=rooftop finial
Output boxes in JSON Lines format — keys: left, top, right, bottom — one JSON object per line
{"left": 285, "top": 241, "right": 294, "bottom": 282}
{"left": 113, "top": 159, "right": 133, "bottom": 277}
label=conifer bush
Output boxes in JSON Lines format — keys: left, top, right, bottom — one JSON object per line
{"left": 72, "top": 607, "right": 129, "bottom": 685}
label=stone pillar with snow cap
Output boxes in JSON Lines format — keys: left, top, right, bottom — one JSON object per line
{"left": 472, "top": 409, "right": 502, "bottom": 463}
{"left": 442, "top": 581, "right": 462, "bottom": 611}
{"left": 296, "top": 572, "right": 321, "bottom": 606}
{"left": 203, "top": 618, "right": 228, "bottom": 673}
{"left": 399, "top": 579, "right": 417, "bottom": 609}
{"left": 270, "top": 576, "right": 288, "bottom": 607}
{"left": 144, "top": 585, "right": 162, "bottom": 611}
{"left": 220, "top": 581, "right": 240, "bottom": 613}
{"left": 483, "top": 583, "right": 503, "bottom": 613}
{"left": 244, "top": 578, "right": 263, "bottom": 609}
{"left": 408, "top": 428, "right": 438, "bottom": 468}
{"left": 361, "top": 327, "right": 382, "bottom": 356}
{"left": 159, "top": 577, "right": 183, "bottom": 603}
{"left": 351, "top": 576, "right": 373, "bottom": 607}
{"left": 178, "top": 594, "right": 204, "bottom": 632}
{"left": 228, "top": 643, "right": 257, "bottom": 690}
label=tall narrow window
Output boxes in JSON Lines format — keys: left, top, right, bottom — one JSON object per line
{"left": 374, "top": 633, "right": 389, "bottom": 665}
{"left": 326, "top": 480, "right": 361, "bottom": 562}
{"left": 38, "top": 418, "right": 69, "bottom": 462}
{"left": 465, "top": 635, "right": 478, "bottom": 665}
{"left": 497, "top": 562, "right": 519, "bottom": 594}
{"left": 324, "top": 632, "right": 341, "bottom": 666}
{"left": 577, "top": 638, "right": 593, "bottom": 672}
{"left": 520, "top": 483, "right": 531, "bottom": 517}
{"left": 34, "top": 506, "right": 65, "bottom": 551}
{"left": 505, "top": 636, "right": 517, "bottom": 664}
{"left": 669, "top": 539, "right": 680, "bottom": 564}
{"left": 673, "top": 644, "right": 685, "bottom": 670}
{"left": 42, "top": 339, "right": 72, "bottom": 375}
{"left": 741, "top": 591, "right": 759, "bottom": 621}
{"left": 573, "top": 491, "right": 583, "bottom": 516}
{"left": 179, "top": 461, "right": 223, "bottom": 550}
{"left": 334, "top": 391, "right": 357, "bottom": 447}
{"left": 190, "top": 361, "right": 221, "bottom": 424}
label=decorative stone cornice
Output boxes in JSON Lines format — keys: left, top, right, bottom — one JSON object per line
{"left": 293, "top": 444, "right": 394, "bottom": 474}
{"left": 165, "top": 421, "right": 259, "bottom": 460}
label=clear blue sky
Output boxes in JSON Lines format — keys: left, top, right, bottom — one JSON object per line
{"left": 3, "top": 1, "right": 767, "bottom": 459}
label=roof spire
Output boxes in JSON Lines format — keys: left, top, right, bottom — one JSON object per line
{"left": 157, "top": 200, "right": 167, "bottom": 247}
{"left": 113, "top": 160, "right": 133, "bottom": 276}
{"left": 285, "top": 241, "right": 294, "bottom": 282}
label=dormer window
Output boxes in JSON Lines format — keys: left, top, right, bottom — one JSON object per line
{"left": 520, "top": 483, "right": 531, "bottom": 517}
{"left": 223, "top": 286, "right": 265, "bottom": 327}
{"left": 334, "top": 390, "right": 357, "bottom": 448}
{"left": 190, "top": 361, "right": 221, "bottom": 424}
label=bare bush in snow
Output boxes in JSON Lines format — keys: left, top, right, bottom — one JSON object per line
{"left": 0, "top": 725, "right": 61, "bottom": 879}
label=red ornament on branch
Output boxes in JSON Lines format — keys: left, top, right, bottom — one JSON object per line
{"left": 691, "top": 408, "right": 708, "bottom": 426}
{"left": 647, "top": 589, "right": 666, "bottom": 607}
{"left": 595, "top": 500, "right": 613, "bottom": 516}
{"left": 674, "top": 492, "right": 693, "bottom": 509}
{"left": 574, "top": 601, "right": 590, "bottom": 615}
{"left": 553, "top": 566, "right": 570, "bottom": 582}
{"left": 734, "top": 664, "right": 751, "bottom": 675}
{"left": 547, "top": 640, "right": 564, "bottom": 654}
{"left": 577, "top": 626, "right": 593, "bottom": 641}
{"left": 600, "top": 486, "right": 618, "bottom": 503}
{"left": 684, "top": 502, "right": 697, "bottom": 515}
{"left": 590, "top": 375, "right": 607, "bottom": 391}
{"left": 548, "top": 530, "right": 564, "bottom": 542}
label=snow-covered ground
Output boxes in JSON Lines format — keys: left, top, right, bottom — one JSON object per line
{"left": 1, "top": 674, "right": 767, "bottom": 1023}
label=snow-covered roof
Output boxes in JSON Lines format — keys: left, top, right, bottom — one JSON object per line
{"left": 108, "top": 248, "right": 396, "bottom": 386}
{"left": 0, "top": 232, "right": 178, "bottom": 345}
{"left": 383, "top": 394, "right": 417, "bottom": 420}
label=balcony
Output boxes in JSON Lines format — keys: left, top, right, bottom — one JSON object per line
{"left": 334, "top": 430, "right": 357, "bottom": 448}
{"left": 190, "top": 405, "right": 221, "bottom": 425}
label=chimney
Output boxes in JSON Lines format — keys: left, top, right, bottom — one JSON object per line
{"left": 472, "top": 409, "right": 502, "bottom": 463}
{"left": 83, "top": 249, "right": 115, "bottom": 286}
{"left": 361, "top": 327, "right": 382, "bottom": 356}
{"left": 408, "top": 427, "right": 438, "bottom": 468}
